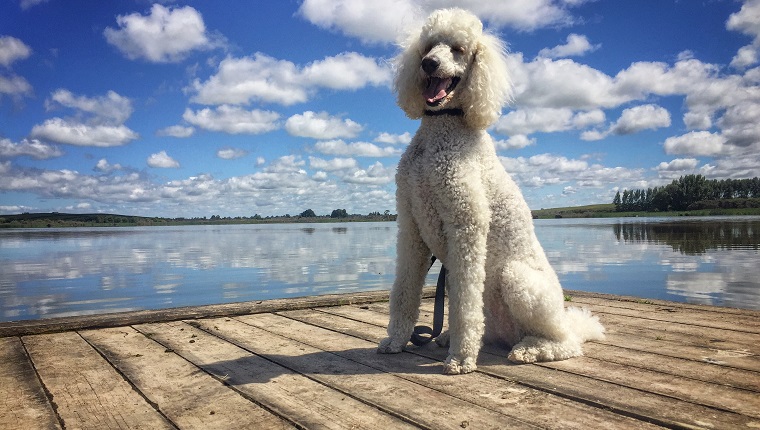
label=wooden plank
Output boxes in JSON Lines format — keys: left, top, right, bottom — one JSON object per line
{"left": 593, "top": 327, "right": 760, "bottom": 374}
{"left": 538, "top": 355, "right": 760, "bottom": 418}
{"left": 197, "top": 316, "right": 537, "bottom": 429}
{"left": 591, "top": 310, "right": 760, "bottom": 355}
{"left": 133, "top": 320, "right": 417, "bottom": 430}
{"left": 0, "top": 288, "right": 432, "bottom": 337}
{"left": 313, "top": 303, "right": 757, "bottom": 429}
{"left": 327, "top": 300, "right": 760, "bottom": 376}
{"left": 565, "top": 290, "right": 760, "bottom": 317}
{"left": 22, "top": 331, "right": 173, "bottom": 430}
{"left": 80, "top": 326, "right": 293, "bottom": 430}
{"left": 277, "top": 308, "right": 663, "bottom": 429}
{"left": 0, "top": 337, "right": 61, "bottom": 430}
{"left": 568, "top": 298, "right": 760, "bottom": 333}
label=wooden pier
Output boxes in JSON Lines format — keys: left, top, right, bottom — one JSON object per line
{"left": 2, "top": 289, "right": 758, "bottom": 429}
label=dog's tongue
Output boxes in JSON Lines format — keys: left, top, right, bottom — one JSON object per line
{"left": 424, "top": 77, "right": 452, "bottom": 103}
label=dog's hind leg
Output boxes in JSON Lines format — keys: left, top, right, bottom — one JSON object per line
{"left": 378, "top": 208, "right": 431, "bottom": 354}
{"left": 499, "top": 259, "right": 602, "bottom": 363}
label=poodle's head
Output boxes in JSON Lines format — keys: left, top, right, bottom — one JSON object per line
{"left": 394, "top": 8, "right": 512, "bottom": 129}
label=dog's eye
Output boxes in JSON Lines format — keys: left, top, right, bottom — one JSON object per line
{"left": 452, "top": 45, "right": 465, "bottom": 54}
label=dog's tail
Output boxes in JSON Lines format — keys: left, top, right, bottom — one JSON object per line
{"left": 565, "top": 306, "right": 606, "bottom": 342}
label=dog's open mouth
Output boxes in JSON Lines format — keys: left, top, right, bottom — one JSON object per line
{"left": 424, "top": 76, "right": 460, "bottom": 106}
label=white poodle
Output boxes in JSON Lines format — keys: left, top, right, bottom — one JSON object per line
{"left": 378, "top": 8, "right": 605, "bottom": 375}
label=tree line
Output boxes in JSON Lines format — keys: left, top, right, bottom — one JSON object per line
{"left": 613, "top": 175, "right": 760, "bottom": 212}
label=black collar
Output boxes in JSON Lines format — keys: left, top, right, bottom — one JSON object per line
{"left": 424, "top": 108, "right": 464, "bottom": 117}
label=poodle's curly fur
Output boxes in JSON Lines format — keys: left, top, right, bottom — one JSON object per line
{"left": 378, "top": 8, "right": 605, "bottom": 375}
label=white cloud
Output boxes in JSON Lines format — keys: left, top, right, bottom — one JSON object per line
{"left": 342, "top": 161, "right": 393, "bottom": 185}
{"left": 297, "top": 0, "right": 420, "bottom": 44}
{"left": 308, "top": 156, "right": 358, "bottom": 171}
{"left": 0, "top": 138, "right": 63, "bottom": 159}
{"left": 157, "top": 125, "right": 195, "bottom": 138}
{"left": 104, "top": 4, "right": 221, "bottom": 63}
{"left": 30, "top": 118, "right": 139, "bottom": 147}
{"left": 297, "top": 0, "right": 587, "bottom": 44}
{"left": 216, "top": 147, "right": 248, "bottom": 160}
{"left": 582, "top": 105, "right": 671, "bottom": 140}
{"left": 494, "top": 107, "right": 605, "bottom": 136}
{"left": 147, "top": 151, "right": 180, "bottom": 168}
{"left": 19, "top": 0, "right": 49, "bottom": 10}
{"left": 508, "top": 54, "right": 628, "bottom": 110}
{"left": 731, "top": 45, "right": 759, "bottom": 69}
{"left": 285, "top": 111, "right": 363, "bottom": 139}
{"left": 500, "top": 153, "right": 644, "bottom": 191}
{"left": 375, "top": 132, "right": 412, "bottom": 145}
{"left": 46, "top": 89, "right": 133, "bottom": 124}
{"left": 663, "top": 131, "right": 728, "bottom": 157}
{"left": 718, "top": 100, "right": 760, "bottom": 147}
{"left": 182, "top": 105, "right": 280, "bottom": 134}
{"left": 655, "top": 158, "right": 699, "bottom": 172}
{"left": 301, "top": 52, "right": 391, "bottom": 89}
{"left": 189, "top": 52, "right": 391, "bottom": 106}
{"left": 494, "top": 134, "right": 535, "bottom": 150}
{"left": 314, "top": 139, "right": 401, "bottom": 157}
{"left": 611, "top": 104, "right": 671, "bottom": 135}
{"left": 0, "top": 74, "right": 32, "bottom": 98}
{"left": 727, "top": 0, "right": 760, "bottom": 69}
{"left": 537, "top": 34, "right": 600, "bottom": 59}
{"left": 0, "top": 36, "right": 32, "bottom": 67}
{"left": 30, "top": 89, "right": 139, "bottom": 147}
{"left": 94, "top": 158, "right": 123, "bottom": 173}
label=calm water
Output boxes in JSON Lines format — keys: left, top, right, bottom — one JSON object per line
{"left": 1, "top": 217, "right": 759, "bottom": 322}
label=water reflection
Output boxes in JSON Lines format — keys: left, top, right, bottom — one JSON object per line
{"left": 536, "top": 217, "right": 760, "bottom": 310}
{"left": 613, "top": 219, "right": 759, "bottom": 254}
{"left": 1, "top": 217, "right": 758, "bottom": 322}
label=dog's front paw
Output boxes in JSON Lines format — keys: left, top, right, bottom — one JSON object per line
{"left": 377, "top": 337, "right": 405, "bottom": 354}
{"left": 443, "top": 355, "right": 477, "bottom": 374}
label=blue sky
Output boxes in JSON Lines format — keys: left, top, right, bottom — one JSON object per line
{"left": 1, "top": 0, "right": 759, "bottom": 218}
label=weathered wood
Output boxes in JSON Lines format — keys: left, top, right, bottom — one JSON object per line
{"left": 277, "top": 308, "right": 662, "bottom": 429}
{"left": 23, "top": 331, "right": 174, "bottom": 430}
{"left": 0, "top": 288, "right": 432, "bottom": 338}
{"left": 569, "top": 298, "right": 760, "bottom": 333}
{"left": 0, "top": 337, "right": 61, "bottom": 430}
{"left": 565, "top": 290, "right": 760, "bottom": 317}
{"left": 79, "top": 326, "right": 292, "bottom": 430}
{"left": 132, "top": 320, "right": 416, "bottom": 430}
{"left": 316, "top": 302, "right": 759, "bottom": 429}
{"left": 198, "top": 315, "right": 535, "bottom": 429}
{"left": 4, "top": 290, "right": 760, "bottom": 430}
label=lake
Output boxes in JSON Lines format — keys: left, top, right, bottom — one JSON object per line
{"left": 1, "top": 217, "right": 759, "bottom": 322}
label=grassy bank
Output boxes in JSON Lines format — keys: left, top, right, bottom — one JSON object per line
{"left": 531, "top": 204, "right": 760, "bottom": 219}
{"left": 0, "top": 212, "right": 395, "bottom": 228}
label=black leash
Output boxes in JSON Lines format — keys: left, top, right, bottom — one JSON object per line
{"left": 410, "top": 256, "right": 446, "bottom": 346}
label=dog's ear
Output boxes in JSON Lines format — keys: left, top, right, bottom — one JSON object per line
{"left": 393, "top": 33, "right": 427, "bottom": 119}
{"left": 462, "top": 32, "right": 513, "bottom": 129}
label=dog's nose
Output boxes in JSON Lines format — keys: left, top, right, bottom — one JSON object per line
{"left": 421, "top": 57, "right": 439, "bottom": 75}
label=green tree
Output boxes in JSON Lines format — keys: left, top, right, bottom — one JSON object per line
{"left": 300, "top": 209, "right": 317, "bottom": 218}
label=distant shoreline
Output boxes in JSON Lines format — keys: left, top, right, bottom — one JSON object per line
{"left": 530, "top": 203, "right": 760, "bottom": 219}
{"left": 3, "top": 206, "right": 760, "bottom": 228}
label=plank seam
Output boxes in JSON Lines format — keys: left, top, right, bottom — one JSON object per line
{"left": 19, "top": 336, "right": 67, "bottom": 430}
{"left": 589, "top": 309, "right": 760, "bottom": 334}
{"left": 529, "top": 359, "right": 753, "bottom": 422}
{"left": 586, "top": 341, "right": 760, "bottom": 392}
{"left": 77, "top": 329, "right": 181, "bottom": 430}
{"left": 188, "top": 318, "right": 431, "bottom": 430}
{"left": 135, "top": 321, "right": 312, "bottom": 430}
